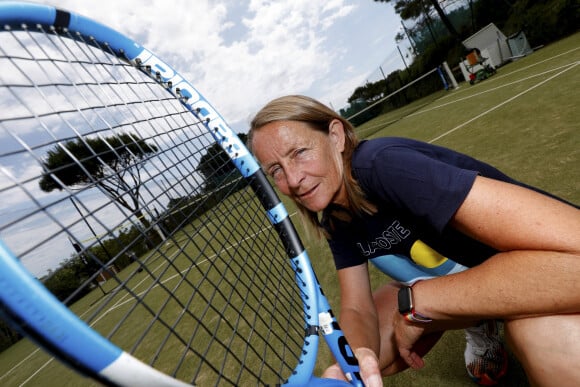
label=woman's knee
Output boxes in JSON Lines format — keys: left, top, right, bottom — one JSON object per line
{"left": 505, "top": 314, "right": 580, "bottom": 386}
{"left": 373, "top": 282, "right": 400, "bottom": 313}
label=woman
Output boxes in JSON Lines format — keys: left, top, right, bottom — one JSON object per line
{"left": 248, "top": 95, "right": 580, "bottom": 387}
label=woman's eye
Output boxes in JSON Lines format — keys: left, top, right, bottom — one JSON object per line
{"left": 270, "top": 166, "right": 282, "bottom": 179}
{"left": 295, "top": 148, "right": 307, "bottom": 157}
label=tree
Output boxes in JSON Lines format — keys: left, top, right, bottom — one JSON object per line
{"left": 39, "top": 133, "right": 159, "bottom": 238}
{"left": 427, "top": 0, "right": 460, "bottom": 40}
{"left": 0, "top": 319, "right": 21, "bottom": 352}
{"left": 43, "top": 257, "right": 91, "bottom": 302}
{"left": 375, "top": 0, "right": 460, "bottom": 41}
{"left": 196, "top": 133, "right": 248, "bottom": 191}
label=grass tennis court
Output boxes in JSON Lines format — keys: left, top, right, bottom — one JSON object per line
{"left": 1, "top": 184, "right": 305, "bottom": 386}
{"left": 1, "top": 32, "right": 578, "bottom": 386}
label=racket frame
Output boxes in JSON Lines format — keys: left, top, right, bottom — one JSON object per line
{"left": 0, "top": 2, "right": 362, "bottom": 385}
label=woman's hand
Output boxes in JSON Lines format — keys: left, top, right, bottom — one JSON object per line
{"left": 321, "top": 363, "right": 347, "bottom": 381}
{"left": 353, "top": 347, "right": 383, "bottom": 387}
{"left": 392, "top": 312, "right": 428, "bottom": 370}
{"left": 322, "top": 348, "right": 383, "bottom": 386}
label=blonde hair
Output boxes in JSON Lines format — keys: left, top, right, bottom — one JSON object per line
{"left": 249, "top": 95, "right": 376, "bottom": 236}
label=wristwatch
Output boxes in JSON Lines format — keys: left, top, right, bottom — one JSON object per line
{"left": 397, "top": 286, "right": 432, "bottom": 323}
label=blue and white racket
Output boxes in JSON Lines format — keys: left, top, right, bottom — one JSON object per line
{"left": 0, "top": 2, "right": 362, "bottom": 385}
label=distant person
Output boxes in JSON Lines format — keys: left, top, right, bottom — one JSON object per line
{"left": 248, "top": 95, "right": 580, "bottom": 386}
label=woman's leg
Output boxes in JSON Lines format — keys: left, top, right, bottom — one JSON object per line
{"left": 505, "top": 314, "right": 580, "bottom": 386}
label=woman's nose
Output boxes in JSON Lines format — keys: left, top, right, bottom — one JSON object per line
{"left": 285, "top": 166, "right": 303, "bottom": 188}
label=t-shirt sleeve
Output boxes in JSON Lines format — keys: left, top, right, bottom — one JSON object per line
{"left": 362, "top": 146, "right": 478, "bottom": 233}
{"left": 327, "top": 234, "right": 367, "bottom": 270}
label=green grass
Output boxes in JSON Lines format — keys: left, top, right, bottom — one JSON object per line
{"left": 1, "top": 32, "right": 578, "bottom": 387}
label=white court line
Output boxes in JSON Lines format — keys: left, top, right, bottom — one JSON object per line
{"left": 6, "top": 211, "right": 299, "bottom": 385}
{"left": 17, "top": 358, "right": 55, "bottom": 387}
{"left": 358, "top": 60, "right": 578, "bottom": 138}
{"left": 428, "top": 61, "right": 578, "bottom": 144}
{"left": 436, "top": 46, "right": 580, "bottom": 103}
{"left": 358, "top": 46, "right": 580, "bottom": 138}
{"left": 411, "top": 62, "right": 577, "bottom": 119}
{"left": 494, "top": 46, "right": 579, "bottom": 79}
{"left": 0, "top": 348, "right": 43, "bottom": 384}
{"left": 101, "top": 227, "right": 269, "bottom": 314}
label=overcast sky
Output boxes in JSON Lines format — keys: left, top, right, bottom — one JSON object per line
{"left": 33, "top": 0, "right": 406, "bottom": 132}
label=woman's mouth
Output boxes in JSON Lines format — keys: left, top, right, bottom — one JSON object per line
{"left": 297, "top": 184, "right": 318, "bottom": 200}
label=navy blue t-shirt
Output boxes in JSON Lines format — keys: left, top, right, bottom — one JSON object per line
{"left": 323, "top": 137, "right": 525, "bottom": 271}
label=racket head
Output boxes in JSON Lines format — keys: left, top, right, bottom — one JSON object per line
{"left": 0, "top": 2, "right": 361, "bottom": 385}
{"left": 1, "top": 2, "right": 294, "bottom": 385}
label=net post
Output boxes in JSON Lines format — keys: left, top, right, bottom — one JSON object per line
{"left": 442, "top": 61, "right": 459, "bottom": 89}
{"left": 437, "top": 66, "right": 449, "bottom": 90}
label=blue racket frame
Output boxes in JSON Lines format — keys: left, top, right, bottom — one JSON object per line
{"left": 0, "top": 2, "right": 362, "bottom": 386}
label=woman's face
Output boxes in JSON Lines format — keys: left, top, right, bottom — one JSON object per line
{"left": 251, "top": 119, "right": 347, "bottom": 212}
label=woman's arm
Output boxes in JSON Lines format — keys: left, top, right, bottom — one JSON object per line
{"left": 394, "top": 175, "right": 580, "bottom": 370}
{"left": 335, "top": 263, "right": 383, "bottom": 386}
{"left": 337, "top": 263, "right": 379, "bottom": 350}
{"left": 414, "top": 175, "right": 580, "bottom": 319}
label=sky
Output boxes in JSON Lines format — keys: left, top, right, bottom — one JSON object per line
{"left": 32, "top": 0, "right": 408, "bottom": 132}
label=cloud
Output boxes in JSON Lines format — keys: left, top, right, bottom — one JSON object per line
{"left": 33, "top": 0, "right": 399, "bottom": 131}
{"left": 192, "top": 0, "right": 358, "bottom": 127}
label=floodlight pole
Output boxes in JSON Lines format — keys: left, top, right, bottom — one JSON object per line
{"left": 68, "top": 235, "right": 106, "bottom": 296}
{"left": 68, "top": 195, "right": 110, "bottom": 295}
{"left": 397, "top": 46, "right": 409, "bottom": 71}
{"left": 401, "top": 20, "right": 418, "bottom": 56}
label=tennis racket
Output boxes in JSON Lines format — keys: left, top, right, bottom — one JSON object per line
{"left": 0, "top": 2, "right": 362, "bottom": 385}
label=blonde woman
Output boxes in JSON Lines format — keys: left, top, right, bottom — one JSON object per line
{"left": 249, "top": 95, "right": 580, "bottom": 387}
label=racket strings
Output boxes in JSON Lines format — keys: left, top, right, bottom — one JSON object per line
{"left": 1, "top": 23, "right": 307, "bottom": 385}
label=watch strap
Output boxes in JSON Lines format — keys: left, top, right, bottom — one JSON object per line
{"left": 403, "top": 309, "right": 432, "bottom": 323}
{"left": 399, "top": 284, "right": 432, "bottom": 324}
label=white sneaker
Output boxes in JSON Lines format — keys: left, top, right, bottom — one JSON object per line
{"left": 464, "top": 320, "right": 508, "bottom": 385}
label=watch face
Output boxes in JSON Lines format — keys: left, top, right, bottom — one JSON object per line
{"left": 398, "top": 287, "right": 413, "bottom": 314}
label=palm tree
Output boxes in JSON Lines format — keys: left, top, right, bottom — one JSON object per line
{"left": 39, "top": 133, "right": 160, "bottom": 241}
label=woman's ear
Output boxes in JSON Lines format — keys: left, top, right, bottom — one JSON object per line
{"left": 328, "top": 119, "right": 346, "bottom": 153}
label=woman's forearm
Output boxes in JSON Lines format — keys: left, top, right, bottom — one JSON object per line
{"left": 414, "top": 250, "right": 580, "bottom": 320}
{"left": 340, "top": 307, "right": 381, "bottom": 354}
